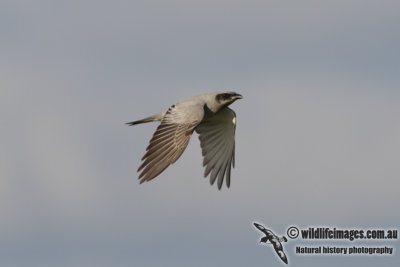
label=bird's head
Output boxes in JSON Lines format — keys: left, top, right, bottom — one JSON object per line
{"left": 215, "top": 91, "right": 243, "bottom": 107}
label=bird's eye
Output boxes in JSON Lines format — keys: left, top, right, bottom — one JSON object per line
{"left": 216, "top": 93, "right": 232, "bottom": 103}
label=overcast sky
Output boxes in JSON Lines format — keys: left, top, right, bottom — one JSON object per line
{"left": 1, "top": 1, "right": 399, "bottom": 266}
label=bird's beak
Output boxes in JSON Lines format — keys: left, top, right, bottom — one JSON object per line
{"left": 233, "top": 93, "right": 243, "bottom": 100}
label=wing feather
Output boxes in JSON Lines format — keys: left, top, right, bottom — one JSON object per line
{"left": 138, "top": 104, "right": 202, "bottom": 183}
{"left": 196, "top": 107, "right": 236, "bottom": 189}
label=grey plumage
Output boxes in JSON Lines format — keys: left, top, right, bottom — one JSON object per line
{"left": 126, "top": 91, "right": 242, "bottom": 189}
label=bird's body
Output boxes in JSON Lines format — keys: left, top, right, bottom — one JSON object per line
{"left": 127, "top": 91, "right": 242, "bottom": 189}
{"left": 254, "top": 223, "right": 289, "bottom": 264}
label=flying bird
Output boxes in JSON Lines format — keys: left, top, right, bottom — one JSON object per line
{"left": 126, "top": 91, "right": 242, "bottom": 189}
{"left": 253, "top": 222, "right": 289, "bottom": 264}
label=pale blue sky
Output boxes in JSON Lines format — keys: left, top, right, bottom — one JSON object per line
{"left": 1, "top": 1, "right": 399, "bottom": 266}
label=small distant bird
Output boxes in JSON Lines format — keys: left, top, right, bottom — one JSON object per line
{"left": 253, "top": 223, "right": 289, "bottom": 264}
{"left": 126, "top": 91, "right": 242, "bottom": 189}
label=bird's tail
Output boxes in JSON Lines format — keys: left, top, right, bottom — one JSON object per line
{"left": 126, "top": 114, "right": 162, "bottom": 126}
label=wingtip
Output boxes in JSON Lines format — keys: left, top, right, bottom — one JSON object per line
{"left": 226, "top": 176, "right": 231, "bottom": 188}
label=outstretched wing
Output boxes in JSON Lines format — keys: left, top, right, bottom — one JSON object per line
{"left": 274, "top": 247, "right": 288, "bottom": 264}
{"left": 137, "top": 104, "right": 203, "bottom": 183}
{"left": 253, "top": 223, "right": 268, "bottom": 234}
{"left": 195, "top": 107, "right": 236, "bottom": 189}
